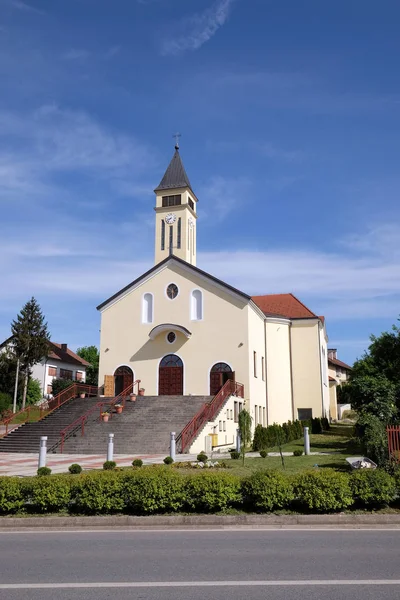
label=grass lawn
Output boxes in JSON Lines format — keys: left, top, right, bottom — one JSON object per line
{"left": 1, "top": 407, "right": 50, "bottom": 426}
{"left": 223, "top": 425, "right": 360, "bottom": 475}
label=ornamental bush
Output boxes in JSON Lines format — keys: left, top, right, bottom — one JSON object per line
{"left": 72, "top": 472, "right": 124, "bottom": 514}
{"left": 103, "top": 461, "right": 117, "bottom": 471}
{"left": 29, "top": 475, "right": 71, "bottom": 513}
{"left": 230, "top": 451, "right": 240, "bottom": 460}
{"left": 242, "top": 470, "right": 294, "bottom": 512}
{"left": 293, "top": 450, "right": 303, "bottom": 457}
{"left": 132, "top": 459, "right": 143, "bottom": 468}
{"left": 185, "top": 471, "right": 242, "bottom": 512}
{"left": 68, "top": 464, "right": 82, "bottom": 474}
{"left": 163, "top": 456, "right": 174, "bottom": 465}
{"left": 259, "top": 450, "right": 268, "bottom": 458}
{"left": 293, "top": 471, "right": 353, "bottom": 512}
{"left": 123, "top": 467, "right": 185, "bottom": 514}
{"left": 0, "top": 477, "right": 25, "bottom": 514}
{"left": 350, "top": 469, "right": 396, "bottom": 507}
{"left": 197, "top": 453, "right": 208, "bottom": 463}
{"left": 252, "top": 420, "right": 304, "bottom": 451}
{"left": 37, "top": 467, "right": 51, "bottom": 476}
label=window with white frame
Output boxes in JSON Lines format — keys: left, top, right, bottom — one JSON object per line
{"left": 261, "top": 356, "right": 265, "bottom": 381}
{"left": 142, "top": 293, "right": 153, "bottom": 324}
{"left": 190, "top": 289, "right": 203, "bottom": 320}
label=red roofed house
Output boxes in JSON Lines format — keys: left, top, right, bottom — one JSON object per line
{"left": 327, "top": 350, "right": 352, "bottom": 420}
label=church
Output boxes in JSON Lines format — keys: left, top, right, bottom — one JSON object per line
{"left": 97, "top": 144, "right": 330, "bottom": 452}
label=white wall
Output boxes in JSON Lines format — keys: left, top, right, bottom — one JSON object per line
{"left": 189, "top": 395, "right": 243, "bottom": 454}
{"left": 31, "top": 359, "right": 87, "bottom": 396}
{"left": 265, "top": 319, "right": 293, "bottom": 425}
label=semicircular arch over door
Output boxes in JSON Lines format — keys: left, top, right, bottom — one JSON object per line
{"left": 210, "top": 362, "right": 235, "bottom": 396}
{"left": 159, "top": 354, "right": 184, "bottom": 396}
{"left": 114, "top": 366, "right": 134, "bottom": 396}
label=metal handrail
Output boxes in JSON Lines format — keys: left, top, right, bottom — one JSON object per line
{"left": 176, "top": 380, "right": 244, "bottom": 453}
{"left": 2, "top": 383, "right": 99, "bottom": 435}
{"left": 57, "top": 379, "right": 141, "bottom": 453}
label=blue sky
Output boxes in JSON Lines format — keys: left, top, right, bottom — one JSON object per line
{"left": 1, "top": 0, "right": 400, "bottom": 365}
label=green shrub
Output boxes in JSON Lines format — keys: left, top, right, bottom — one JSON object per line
{"left": 355, "top": 414, "right": 388, "bottom": 466}
{"left": 311, "top": 418, "right": 322, "bottom": 434}
{"left": 123, "top": 467, "right": 185, "bottom": 514}
{"left": 163, "top": 456, "right": 174, "bottom": 465}
{"left": 37, "top": 467, "right": 51, "bottom": 476}
{"left": 293, "top": 450, "right": 303, "bottom": 457}
{"left": 197, "top": 453, "right": 208, "bottom": 463}
{"left": 103, "top": 461, "right": 117, "bottom": 471}
{"left": 30, "top": 475, "right": 71, "bottom": 513}
{"left": 350, "top": 469, "right": 396, "bottom": 507}
{"left": 51, "top": 378, "right": 75, "bottom": 397}
{"left": 230, "top": 451, "right": 240, "bottom": 460}
{"left": 68, "top": 464, "right": 82, "bottom": 474}
{"left": 294, "top": 471, "right": 353, "bottom": 512}
{"left": 0, "top": 477, "right": 24, "bottom": 514}
{"left": 243, "top": 470, "right": 294, "bottom": 512}
{"left": 185, "top": 471, "right": 242, "bottom": 512}
{"left": 259, "top": 450, "right": 268, "bottom": 458}
{"left": 26, "top": 378, "right": 42, "bottom": 406}
{"left": 253, "top": 420, "right": 303, "bottom": 451}
{"left": 72, "top": 472, "right": 124, "bottom": 514}
{"left": 0, "top": 392, "right": 12, "bottom": 418}
{"left": 132, "top": 459, "right": 143, "bottom": 468}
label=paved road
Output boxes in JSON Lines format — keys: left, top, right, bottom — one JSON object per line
{"left": 0, "top": 529, "right": 400, "bottom": 600}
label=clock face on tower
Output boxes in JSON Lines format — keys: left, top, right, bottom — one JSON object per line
{"left": 165, "top": 213, "right": 176, "bottom": 225}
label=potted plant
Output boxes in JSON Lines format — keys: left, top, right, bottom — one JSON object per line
{"left": 115, "top": 404, "right": 123, "bottom": 414}
{"left": 80, "top": 392, "right": 85, "bottom": 399}
{"left": 101, "top": 412, "right": 110, "bottom": 422}
{"left": 129, "top": 393, "right": 137, "bottom": 402}
{"left": 138, "top": 388, "right": 145, "bottom": 396}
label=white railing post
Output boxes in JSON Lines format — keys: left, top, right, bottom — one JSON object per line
{"left": 107, "top": 433, "right": 114, "bottom": 462}
{"left": 38, "top": 436, "right": 48, "bottom": 469}
{"left": 304, "top": 426, "right": 310, "bottom": 455}
{"left": 236, "top": 429, "right": 241, "bottom": 453}
{"left": 170, "top": 431, "right": 176, "bottom": 461}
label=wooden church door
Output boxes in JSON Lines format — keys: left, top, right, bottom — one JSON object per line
{"left": 159, "top": 355, "right": 184, "bottom": 395}
{"left": 210, "top": 363, "right": 234, "bottom": 396}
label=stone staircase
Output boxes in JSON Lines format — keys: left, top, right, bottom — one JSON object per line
{"left": 57, "top": 395, "right": 211, "bottom": 454}
{"left": 0, "top": 397, "right": 105, "bottom": 454}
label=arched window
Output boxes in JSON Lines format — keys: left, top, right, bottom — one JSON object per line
{"left": 191, "top": 289, "right": 203, "bottom": 320}
{"left": 160, "top": 354, "right": 183, "bottom": 368}
{"left": 142, "top": 293, "right": 153, "bottom": 324}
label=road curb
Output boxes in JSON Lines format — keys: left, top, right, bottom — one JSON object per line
{"left": 1, "top": 513, "right": 400, "bottom": 529}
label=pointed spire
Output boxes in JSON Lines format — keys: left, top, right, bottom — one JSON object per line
{"left": 155, "top": 146, "right": 193, "bottom": 193}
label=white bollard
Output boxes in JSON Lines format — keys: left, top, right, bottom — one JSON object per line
{"left": 38, "top": 436, "right": 48, "bottom": 469}
{"left": 304, "top": 426, "right": 310, "bottom": 455}
{"left": 170, "top": 432, "right": 176, "bottom": 461}
{"left": 107, "top": 433, "right": 114, "bottom": 462}
{"left": 236, "top": 429, "right": 241, "bottom": 453}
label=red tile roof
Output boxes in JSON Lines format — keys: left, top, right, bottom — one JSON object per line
{"left": 252, "top": 293, "right": 318, "bottom": 319}
{"left": 48, "top": 343, "right": 90, "bottom": 367}
{"left": 328, "top": 356, "right": 352, "bottom": 370}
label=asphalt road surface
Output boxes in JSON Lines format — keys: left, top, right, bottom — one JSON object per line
{"left": 1, "top": 528, "right": 400, "bottom": 600}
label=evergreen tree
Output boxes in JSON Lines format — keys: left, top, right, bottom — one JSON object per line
{"left": 11, "top": 298, "right": 50, "bottom": 409}
{"left": 238, "top": 408, "right": 253, "bottom": 465}
{"left": 76, "top": 345, "right": 99, "bottom": 385}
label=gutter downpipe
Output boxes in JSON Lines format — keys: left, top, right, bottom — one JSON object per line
{"left": 288, "top": 321, "right": 295, "bottom": 422}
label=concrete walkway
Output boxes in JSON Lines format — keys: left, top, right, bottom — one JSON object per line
{"left": 0, "top": 450, "right": 327, "bottom": 477}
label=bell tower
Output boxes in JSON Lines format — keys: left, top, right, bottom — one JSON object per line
{"left": 154, "top": 142, "right": 198, "bottom": 266}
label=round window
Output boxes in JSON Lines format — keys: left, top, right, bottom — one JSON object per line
{"left": 167, "top": 283, "right": 179, "bottom": 299}
{"left": 167, "top": 332, "right": 176, "bottom": 344}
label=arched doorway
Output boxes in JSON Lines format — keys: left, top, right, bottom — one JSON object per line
{"left": 159, "top": 354, "right": 183, "bottom": 395}
{"left": 210, "top": 362, "right": 235, "bottom": 396}
{"left": 114, "top": 366, "right": 134, "bottom": 396}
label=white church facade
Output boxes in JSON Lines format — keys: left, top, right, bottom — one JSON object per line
{"left": 97, "top": 145, "right": 330, "bottom": 450}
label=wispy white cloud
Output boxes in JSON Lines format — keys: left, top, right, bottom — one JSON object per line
{"left": 209, "top": 139, "right": 304, "bottom": 162}
{"left": 104, "top": 45, "right": 121, "bottom": 59}
{"left": 200, "top": 175, "right": 252, "bottom": 221}
{"left": 62, "top": 49, "right": 91, "bottom": 61}
{"left": 6, "top": 0, "right": 43, "bottom": 14}
{"left": 161, "top": 0, "right": 235, "bottom": 56}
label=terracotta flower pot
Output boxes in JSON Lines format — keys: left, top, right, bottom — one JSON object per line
{"left": 138, "top": 389, "right": 145, "bottom": 396}
{"left": 102, "top": 414, "right": 109, "bottom": 422}
{"left": 129, "top": 394, "right": 137, "bottom": 402}
{"left": 115, "top": 406, "right": 123, "bottom": 414}
{"left": 80, "top": 393, "right": 85, "bottom": 399}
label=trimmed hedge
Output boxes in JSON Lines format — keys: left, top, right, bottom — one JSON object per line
{"left": 0, "top": 466, "right": 398, "bottom": 516}
{"left": 185, "top": 471, "right": 242, "bottom": 512}
{"left": 293, "top": 471, "right": 353, "bottom": 512}
{"left": 253, "top": 420, "right": 303, "bottom": 451}
{"left": 350, "top": 469, "right": 396, "bottom": 507}
{"left": 243, "top": 470, "right": 294, "bottom": 511}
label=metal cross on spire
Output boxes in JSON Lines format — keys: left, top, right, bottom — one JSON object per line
{"left": 173, "top": 132, "right": 181, "bottom": 150}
